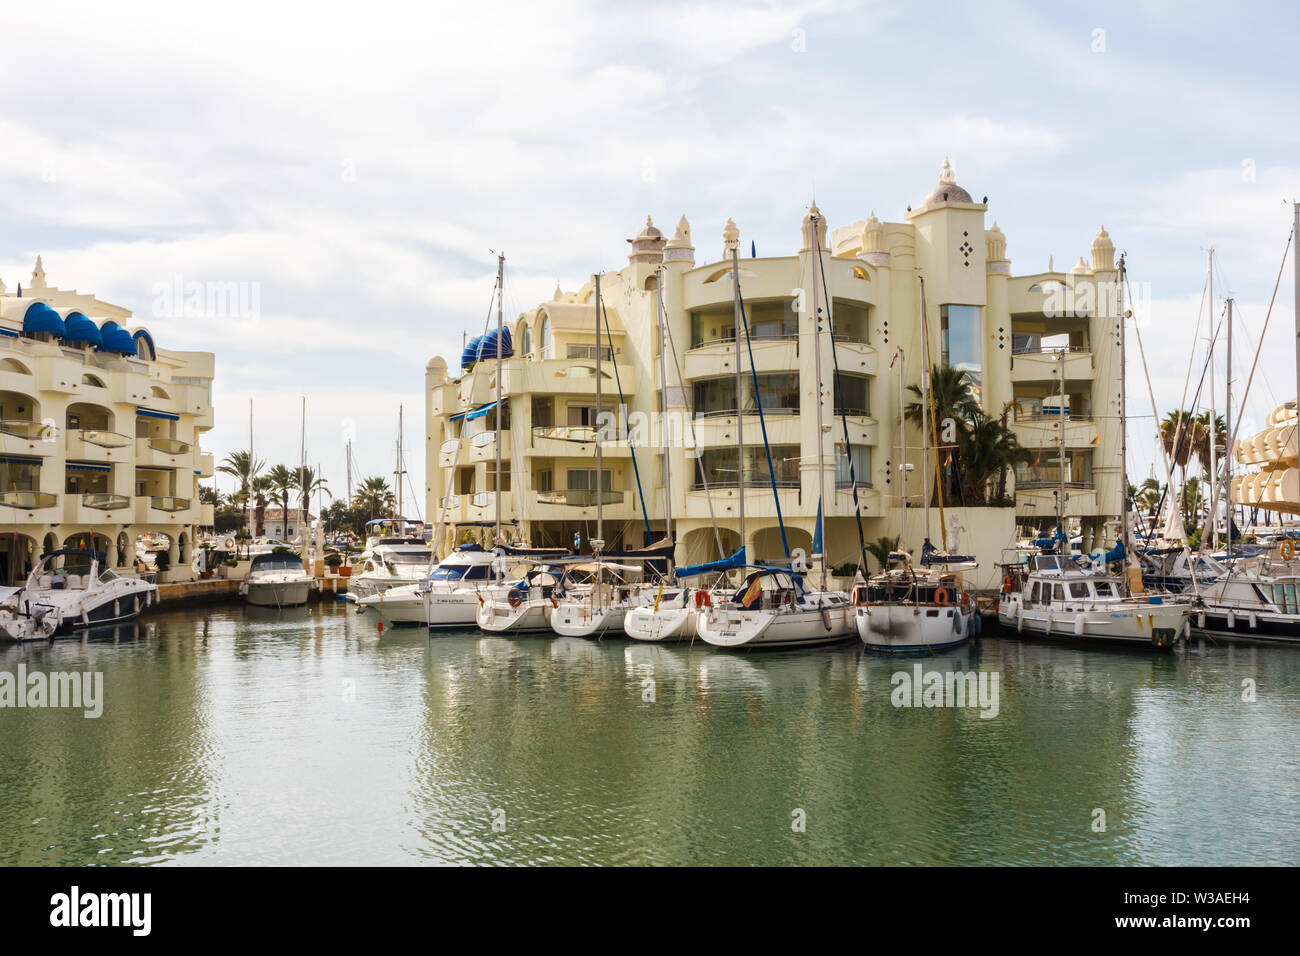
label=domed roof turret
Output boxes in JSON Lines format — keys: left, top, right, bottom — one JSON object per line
{"left": 917, "top": 157, "right": 975, "bottom": 208}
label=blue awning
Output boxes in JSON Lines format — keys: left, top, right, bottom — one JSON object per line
{"left": 0, "top": 327, "right": 18, "bottom": 338}
{"left": 64, "top": 312, "right": 102, "bottom": 347}
{"left": 450, "top": 399, "right": 504, "bottom": 422}
{"left": 0, "top": 454, "right": 41, "bottom": 466}
{"left": 98, "top": 321, "right": 137, "bottom": 355}
{"left": 66, "top": 461, "right": 111, "bottom": 473}
{"left": 22, "top": 302, "right": 65, "bottom": 337}
{"left": 136, "top": 408, "right": 179, "bottom": 421}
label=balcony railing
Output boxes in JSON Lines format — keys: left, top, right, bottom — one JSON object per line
{"left": 70, "top": 428, "right": 132, "bottom": 448}
{"left": 697, "top": 406, "right": 799, "bottom": 419}
{"left": 439, "top": 438, "right": 461, "bottom": 454}
{"left": 690, "top": 332, "right": 797, "bottom": 351}
{"left": 537, "top": 489, "right": 625, "bottom": 506}
{"left": 437, "top": 495, "right": 461, "bottom": 508}
{"left": 0, "top": 420, "right": 56, "bottom": 440}
{"left": 148, "top": 496, "right": 191, "bottom": 512}
{"left": 833, "top": 406, "right": 870, "bottom": 418}
{"left": 1011, "top": 345, "right": 1092, "bottom": 356}
{"left": 82, "top": 493, "right": 131, "bottom": 510}
{"left": 566, "top": 345, "right": 614, "bottom": 361}
{"left": 0, "top": 490, "right": 57, "bottom": 508}
{"left": 532, "top": 425, "right": 596, "bottom": 443}
{"left": 147, "top": 437, "right": 192, "bottom": 454}
{"left": 691, "top": 477, "right": 800, "bottom": 491}
{"left": 471, "top": 432, "right": 496, "bottom": 447}
{"left": 1014, "top": 480, "right": 1094, "bottom": 491}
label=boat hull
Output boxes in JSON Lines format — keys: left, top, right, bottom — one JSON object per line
{"left": 697, "top": 605, "right": 854, "bottom": 648}
{"left": 243, "top": 580, "right": 312, "bottom": 607}
{"left": 997, "top": 597, "right": 1189, "bottom": 646}
{"left": 1190, "top": 609, "right": 1300, "bottom": 646}
{"left": 476, "top": 599, "right": 553, "bottom": 634}
{"left": 624, "top": 604, "right": 698, "bottom": 642}
{"left": 855, "top": 603, "right": 975, "bottom": 652}
{"left": 550, "top": 603, "right": 629, "bottom": 638}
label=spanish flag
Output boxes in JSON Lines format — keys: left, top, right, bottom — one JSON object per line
{"left": 741, "top": 577, "right": 763, "bottom": 609}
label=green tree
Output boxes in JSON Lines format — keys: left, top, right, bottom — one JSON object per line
{"left": 864, "top": 536, "right": 900, "bottom": 572}
{"left": 251, "top": 474, "right": 274, "bottom": 536}
{"left": 353, "top": 476, "right": 396, "bottom": 519}
{"left": 218, "top": 450, "right": 265, "bottom": 533}
{"left": 266, "top": 464, "right": 297, "bottom": 540}
{"left": 292, "top": 466, "right": 330, "bottom": 534}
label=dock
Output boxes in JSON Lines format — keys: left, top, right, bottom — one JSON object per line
{"left": 148, "top": 573, "right": 349, "bottom": 611}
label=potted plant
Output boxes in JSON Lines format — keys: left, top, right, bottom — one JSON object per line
{"left": 325, "top": 551, "right": 343, "bottom": 576}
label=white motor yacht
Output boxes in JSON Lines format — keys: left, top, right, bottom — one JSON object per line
{"left": 239, "top": 551, "right": 315, "bottom": 607}
{"left": 0, "top": 549, "right": 157, "bottom": 641}
{"left": 348, "top": 538, "right": 434, "bottom": 600}
{"left": 998, "top": 553, "right": 1191, "bottom": 647}
{"left": 355, "top": 544, "right": 496, "bottom": 627}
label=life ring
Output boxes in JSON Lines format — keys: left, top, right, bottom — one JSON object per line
{"left": 1002, "top": 575, "right": 1012, "bottom": 594}
{"left": 851, "top": 584, "right": 868, "bottom": 605}
{"left": 960, "top": 591, "right": 972, "bottom": 608}
{"left": 508, "top": 590, "right": 523, "bottom": 608}
{"left": 1281, "top": 539, "right": 1295, "bottom": 561}
{"left": 225, "top": 537, "right": 236, "bottom": 551}
{"left": 935, "top": 588, "right": 950, "bottom": 606}
{"left": 695, "top": 590, "right": 711, "bottom": 608}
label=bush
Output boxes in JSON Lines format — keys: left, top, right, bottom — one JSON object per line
{"left": 325, "top": 552, "right": 343, "bottom": 567}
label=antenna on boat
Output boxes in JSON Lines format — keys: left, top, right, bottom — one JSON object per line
{"left": 494, "top": 252, "right": 504, "bottom": 548}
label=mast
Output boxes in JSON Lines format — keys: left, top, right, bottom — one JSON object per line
{"left": 594, "top": 272, "right": 604, "bottom": 554}
{"left": 732, "top": 242, "right": 745, "bottom": 565}
{"left": 1225, "top": 295, "right": 1233, "bottom": 549}
{"left": 656, "top": 265, "right": 672, "bottom": 565}
{"left": 918, "top": 279, "right": 932, "bottom": 546}
{"left": 1295, "top": 202, "right": 1299, "bottom": 465}
{"left": 395, "top": 405, "right": 405, "bottom": 518}
{"left": 895, "top": 348, "right": 907, "bottom": 554}
{"left": 1119, "top": 255, "right": 1131, "bottom": 586}
{"left": 810, "top": 210, "right": 829, "bottom": 589}
{"left": 1207, "top": 248, "right": 1218, "bottom": 550}
{"left": 494, "top": 252, "right": 504, "bottom": 546}
{"left": 248, "top": 398, "right": 254, "bottom": 547}
{"left": 300, "top": 395, "right": 306, "bottom": 545}
{"left": 1058, "top": 343, "right": 1067, "bottom": 545}
{"left": 345, "top": 441, "right": 352, "bottom": 509}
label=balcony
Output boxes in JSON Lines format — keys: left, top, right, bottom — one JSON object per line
{"left": 467, "top": 490, "right": 512, "bottom": 519}
{"left": 0, "top": 490, "right": 59, "bottom": 520}
{"left": 683, "top": 334, "right": 797, "bottom": 381}
{"left": 0, "top": 420, "right": 59, "bottom": 458}
{"left": 136, "top": 436, "right": 193, "bottom": 469}
{"left": 199, "top": 503, "right": 215, "bottom": 526}
{"left": 468, "top": 430, "right": 510, "bottom": 463}
{"left": 1010, "top": 347, "right": 1093, "bottom": 385}
{"left": 503, "top": 357, "right": 636, "bottom": 398}
{"left": 531, "top": 487, "right": 634, "bottom": 522}
{"left": 136, "top": 495, "right": 194, "bottom": 524}
{"left": 197, "top": 452, "right": 215, "bottom": 478}
{"left": 831, "top": 336, "right": 878, "bottom": 376}
{"left": 1011, "top": 414, "right": 1100, "bottom": 450}
{"left": 690, "top": 410, "right": 802, "bottom": 448}
{"left": 527, "top": 424, "right": 632, "bottom": 458}
{"left": 1015, "top": 484, "right": 1099, "bottom": 518}
{"left": 65, "top": 428, "right": 133, "bottom": 464}
{"left": 681, "top": 484, "right": 801, "bottom": 521}
{"left": 438, "top": 437, "right": 462, "bottom": 468}
{"left": 65, "top": 493, "right": 132, "bottom": 525}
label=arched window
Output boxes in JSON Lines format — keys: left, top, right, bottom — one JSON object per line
{"left": 520, "top": 321, "right": 531, "bottom": 357}
{"left": 540, "top": 316, "right": 552, "bottom": 359}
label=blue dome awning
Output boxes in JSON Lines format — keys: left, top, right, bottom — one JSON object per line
{"left": 98, "top": 321, "right": 138, "bottom": 355}
{"left": 461, "top": 335, "right": 485, "bottom": 369}
{"left": 22, "top": 302, "right": 65, "bottom": 337}
{"left": 477, "top": 327, "right": 513, "bottom": 361}
{"left": 63, "top": 311, "right": 102, "bottom": 347}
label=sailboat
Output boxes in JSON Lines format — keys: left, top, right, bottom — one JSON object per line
{"left": 998, "top": 253, "right": 1192, "bottom": 647}
{"left": 549, "top": 272, "right": 668, "bottom": 638}
{"left": 854, "top": 338, "right": 979, "bottom": 652}
{"left": 696, "top": 208, "right": 854, "bottom": 648}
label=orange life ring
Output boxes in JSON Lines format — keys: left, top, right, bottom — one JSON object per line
{"left": 695, "top": 590, "right": 711, "bottom": 608}
{"left": 851, "top": 584, "right": 868, "bottom": 605}
{"left": 1281, "top": 539, "right": 1295, "bottom": 561}
{"left": 935, "top": 588, "right": 950, "bottom": 606}
{"left": 508, "top": 590, "right": 523, "bottom": 608}
{"left": 1003, "top": 575, "right": 1012, "bottom": 590}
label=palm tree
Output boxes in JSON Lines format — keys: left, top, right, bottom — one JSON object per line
{"left": 292, "top": 466, "right": 330, "bottom": 536}
{"left": 1193, "top": 411, "right": 1227, "bottom": 476}
{"left": 1136, "top": 477, "right": 1163, "bottom": 518}
{"left": 353, "top": 476, "right": 396, "bottom": 520}
{"left": 905, "top": 364, "right": 979, "bottom": 503}
{"left": 218, "top": 450, "right": 265, "bottom": 532}
{"left": 1160, "top": 410, "right": 1204, "bottom": 522}
{"left": 864, "top": 536, "right": 900, "bottom": 572}
{"left": 266, "top": 464, "right": 297, "bottom": 540}
{"left": 251, "top": 475, "right": 274, "bottom": 536}
{"left": 956, "top": 407, "right": 1033, "bottom": 506}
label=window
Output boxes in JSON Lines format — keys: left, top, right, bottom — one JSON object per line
{"left": 1069, "top": 582, "right": 1090, "bottom": 599}
{"left": 835, "top": 444, "right": 871, "bottom": 488}
{"left": 695, "top": 446, "right": 799, "bottom": 489}
{"left": 940, "top": 305, "right": 982, "bottom": 400}
{"left": 831, "top": 300, "right": 869, "bottom": 342}
{"left": 539, "top": 317, "right": 552, "bottom": 359}
{"left": 1053, "top": 584, "right": 1065, "bottom": 602}
{"left": 833, "top": 374, "right": 870, "bottom": 416}
{"left": 520, "top": 322, "right": 531, "bottom": 357}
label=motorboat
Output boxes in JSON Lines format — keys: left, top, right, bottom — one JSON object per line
{"left": 997, "top": 553, "right": 1191, "bottom": 647}
{"left": 852, "top": 558, "right": 979, "bottom": 653}
{"left": 0, "top": 549, "right": 157, "bottom": 640}
{"left": 1188, "top": 563, "right": 1300, "bottom": 645}
{"left": 239, "top": 551, "right": 315, "bottom": 607}
{"left": 696, "top": 566, "right": 854, "bottom": 649}
{"left": 354, "top": 544, "right": 496, "bottom": 627}
{"left": 348, "top": 537, "right": 434, "bottom": 600}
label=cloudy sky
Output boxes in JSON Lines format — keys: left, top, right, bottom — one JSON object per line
{"left": 2, "top": 0, "right": 1297, "bottom": 507}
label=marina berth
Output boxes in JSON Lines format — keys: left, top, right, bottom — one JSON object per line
{"left": 354, "top": 543, "right": 496, "bottom": 626}
{"left": 695, "top": 565, "right": 854, "bottom": 648}
{"left": 853, "top": 560, "right": 979, "bottom": 653}
{"left": 0, "top": 548, "right": 157, "bottom": 640}
{"left": 239, "top": 551, "right": 315, "bottom": 607}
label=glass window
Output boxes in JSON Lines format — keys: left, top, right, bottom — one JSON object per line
{"left": 1094, "top": 581, "right": 1113, "bottom": 596}
{"left": 940, "top": 304, "right": 982, "bottom": 400}
{"left": 1053, "top": 584, "right": 1065, "bottom": 602}
{"left": 833, "top": 374, "right": 870, "bottom": 416}
{"left": 539, "top": 318, "right": 552, "bottom": 359}
{"left": 835, "top": 444, "right": 871, "bottom": 488}
{"left": 1070, "top": 582, "right": 1090, "bottom": 598}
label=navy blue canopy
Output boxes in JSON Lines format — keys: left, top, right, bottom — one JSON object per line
{"left": 63, "top": 311, "right": 102, "bottom": 346}
{"left": 22, "top": 302, "right": 65, "bottom": 337}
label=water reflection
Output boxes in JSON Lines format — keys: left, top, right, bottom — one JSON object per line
{"left": 0, "top": 603, "right": 1296, "bottom": 865}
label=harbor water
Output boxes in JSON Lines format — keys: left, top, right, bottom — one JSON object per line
{"left": 1, "top": 601, "right": 1297, "bottom": 866}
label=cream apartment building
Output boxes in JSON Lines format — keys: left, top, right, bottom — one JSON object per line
{"left": 425, "top": 161, "right": 1124, "bottom": 588}
{"left": 0, "top": 258, "right": 215, "bottom": 584}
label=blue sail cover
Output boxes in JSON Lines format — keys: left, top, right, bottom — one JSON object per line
{"left": 1087, "top": 541, "right": 1125, "bottom": 564}
{"left": 811, "top": 498, "right": 823, "bottom": 557}
{"left": 675, "top": 547, "right": 746, "bottom": 578}
{"left": 1033, "top": 530, "right": 1068, "bottom": 549}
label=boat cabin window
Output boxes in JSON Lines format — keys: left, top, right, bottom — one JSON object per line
{"left": 1069, "top": 582, "right": 1091, "bottom": 599}
{"left": 1093, "top": 581, "right": 1114, "bottom": 597}
{"left": 251, "top": 554, "right": 304, "bottom": 571}
{"left": 1273, "top": 583, "right": 1297, "bottom": 614}
{"left": 384, "top": 551, "right": 431, "bottom": 565}
{"left": 1052, "top": 584, "right": 1065, "bottom": 602}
